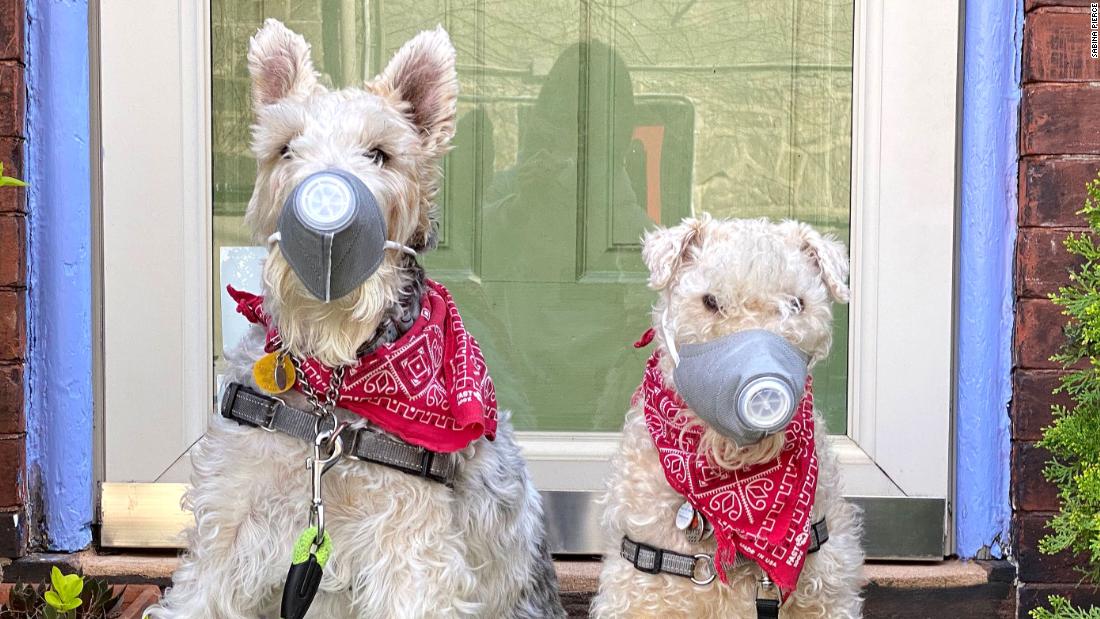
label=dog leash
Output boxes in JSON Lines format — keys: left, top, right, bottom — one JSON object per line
{"left": 221, "top": 374, "right": 457, "bottom": 618}
{"left": 620, "top": 517, "right": 828, "bottom": 618}
{"left": 281, "top": 422, "right": 344, "bottom": 619}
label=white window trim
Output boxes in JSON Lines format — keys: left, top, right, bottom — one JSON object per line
{"left": 95, "top": 0, "right": 958, "bottom": 549}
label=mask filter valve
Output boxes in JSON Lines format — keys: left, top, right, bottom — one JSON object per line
{"left": 737, "top": 377, "right": 796, "bottom": 433}
{"left": 295, "top": 174, "right": 357, "bottom": 231}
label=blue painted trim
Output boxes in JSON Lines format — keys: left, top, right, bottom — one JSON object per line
{"left": 955, "top": 0, "right": 1022, "bottom": 559}
{"left": 24, "top": 0, "right": 93, "bottom": 551}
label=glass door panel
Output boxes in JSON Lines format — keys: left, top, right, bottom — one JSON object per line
{"left": 211, "top": 0, "right": 853, "bottom": 434}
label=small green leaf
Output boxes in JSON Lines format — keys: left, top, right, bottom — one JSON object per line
{"left": 0, "top": 162, "right": 24, "bottom": 187}
{"left": 46, "top": 567, "right": 83, "bottom": 609}
{"left": 43, "top": 590, "right": 80, "bottom": 612}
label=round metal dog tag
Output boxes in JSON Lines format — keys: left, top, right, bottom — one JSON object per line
{"left": 253, "top": 351, "right": 296, "bottom": 394}
{"left": 675, "top": 501, "right": 696, "bottom": 531}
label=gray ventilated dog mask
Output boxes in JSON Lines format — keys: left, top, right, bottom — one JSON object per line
{"left": 268, "top": 169, "right": 416, "bottom": 302}
{"left": 661, "top": 309, "right": 810, "bottom": 446}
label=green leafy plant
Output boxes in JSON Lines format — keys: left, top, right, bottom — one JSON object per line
{"left": 44, "top": 567, "right": 83, "bottom": 614}
{"left": 0, "top": 162, "right": 24, "bottom": 188}
{"left": 1045, "top": 173, "right": 1100, "bottom": 578}
{"left": 1032, "top": 596, "right": 1100, "bottom": 619}
{"left": 0, "top": 568, "right": 123, "bottom": 619}
{"left": 1034, "top": 173, "right": 1100, "bottom": 618}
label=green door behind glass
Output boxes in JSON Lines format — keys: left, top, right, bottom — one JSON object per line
{"left": 211, "top": 0, "right": 853, "bottom": 433}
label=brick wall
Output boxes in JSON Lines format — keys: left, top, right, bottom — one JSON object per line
{"left": 0, "top": 0, "right": 25, "bottom": 557}
{"left": 1014, "top": 0, "right": 1100, "bottom": 613}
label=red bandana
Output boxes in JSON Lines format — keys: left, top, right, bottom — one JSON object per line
{"left": 633, "top": 333, "right": 818, "bottom": 597}
{"left": 227, "top": 279, "right": 497, "bottom": 453}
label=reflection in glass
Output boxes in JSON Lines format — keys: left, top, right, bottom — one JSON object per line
{"left": 211, "top": 1, "right": 854, "bottom": 434}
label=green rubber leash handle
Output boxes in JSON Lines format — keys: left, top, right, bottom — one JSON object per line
{"left": 280, "top": 527, "right": 332, "bottom": 619}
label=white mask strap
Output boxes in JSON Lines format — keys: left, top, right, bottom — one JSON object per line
{"left": 268, "top": 232, "right": 416, "bottom": 257}
{"left": 660, "top": 305, "right": 681, "bottom": 366}
{"left": 384, "top": 240, "right": 418, "bottom": 256}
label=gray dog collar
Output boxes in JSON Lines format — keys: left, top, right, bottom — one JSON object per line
{"left": 220, "top": 382, "right": 456, "bottom": 485}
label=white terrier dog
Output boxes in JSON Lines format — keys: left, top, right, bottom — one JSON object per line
{"left": 592, "top": 216, "right": 864, "bottom": 618}
{"left": 149, "top": 21, "right": 564, "bottom": 619}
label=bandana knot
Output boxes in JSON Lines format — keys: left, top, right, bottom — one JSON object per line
{"left": 636, "top": 350, "right": 818, "bottom": 597}
{"left": 227, "top": 279, "right": 497, "bottom": 453}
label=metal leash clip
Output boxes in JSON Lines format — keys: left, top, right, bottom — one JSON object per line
{"left": 280, "top": 422, "right": 347, "bottom": 619}
{"left": 755, "top": 574, "right": 783, "bottom": 619}
{"left": 308, "top": 423, "right": 346, "bottom": 545}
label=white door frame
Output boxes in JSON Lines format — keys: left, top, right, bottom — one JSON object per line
{"left": 95, "top": 0, "right": 959, "bottom": 555}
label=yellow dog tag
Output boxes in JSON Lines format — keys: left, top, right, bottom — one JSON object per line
{"left": 254, "top": 352, "right": 295, "bottom": 394}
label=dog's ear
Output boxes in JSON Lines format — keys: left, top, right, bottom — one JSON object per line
{"left": 248, "top": 19, "right": 319, "bottom": 109}
{"left": 642, "top": 216, "right": 710, "bottom": 290}
{"left": 379, "top": 26, "right": 459, "bottom": 153}
{"left": 784, "top": 220, "right": 850, "bottom": 304}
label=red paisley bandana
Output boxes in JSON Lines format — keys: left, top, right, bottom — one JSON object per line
{"left": 227, "top": 279, "right": 497, "bottom": 453}
{"left": 633, "top": 335, "right": 818, "bottom": 597}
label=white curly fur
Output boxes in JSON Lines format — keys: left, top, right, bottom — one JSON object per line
{"left": 592, "top": 216, "right": 865, "bottom": 618}
{"left": 148, "top": 20, "right": 563, "bottom": 619}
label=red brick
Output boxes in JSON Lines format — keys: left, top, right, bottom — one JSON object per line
{"left": 1013, "top": 369, "right": 1072, "bottom": 440}
{"left": 1028, "top": 0, "right": 1100, "bottom": 9}
{"left": 0, "top": 437, "right": 22, "bottom": 508}
{"left": 1016, "top": 227, "right": 1086, "bottom": 298}
{"left": 1015, "top": 299, "right": 1070, "bottom": 369}
{"left": 1013, "top": 442, "right": 1060, "bottom": 512}
{"left": 0, "top": 136, "right": 22, "bottom": 214}
{"left": 0, "top": 289, "right": 24, "bottom": 361}
{"left": 1025, "top": 8, "right": 1100, "bottom": 82}
{"left": 1019, "top": 156, "right": 1100, "bottom": 227}
{"left": 0, "top": 0, "right": 23, "bottom": 62}
{"left": 0, "top": 363, "right": 22, "bottom": 435}
{"left": 1020, "top": 584, "right": 1100, "bottom": 617}
{"left": 1016, "top": 511, "right": 1091, "bottom": 583}
{"left": 0, "top": 62, "right": 22, "bottom": 137}
{"left": 0, "top": 215, "right": 24, "bottom": 288}
{"left": 1022, "top": 83, "right": 1100, "bottom": 155}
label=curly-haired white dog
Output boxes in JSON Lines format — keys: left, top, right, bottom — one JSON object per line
{"left": 592, "top": 216, "right": 864, "bottom": 618}
{"left": 148, "top": 21, "right": 564, "bottom": 619}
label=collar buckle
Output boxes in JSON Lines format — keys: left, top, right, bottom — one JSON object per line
{"left": 260, "top": 396, "right": 286, "bottom": 433}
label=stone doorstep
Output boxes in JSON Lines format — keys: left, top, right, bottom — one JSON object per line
{"left": 2, "top": 554, "right": 1017, "bottom": 617}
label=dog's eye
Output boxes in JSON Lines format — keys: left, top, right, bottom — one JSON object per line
{"left": 789, "top": 297, "right": 804, "bottom": 314}
{"left": 364, "top": 148, "right": 388, "bottom": 166}
{"left": 279, "top": 145, "right": 292, "bottom": 160}
{"left": 702, "top": 294, "right": 721, "bottom": 313}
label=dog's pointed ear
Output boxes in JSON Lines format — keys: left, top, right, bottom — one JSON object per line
{"left": 642, "top": 216, "right": 710, "bottom": 290}
{"left": 248, "top": 19, "right": 319, "bottom": 109}
{"left": 784, "top": 220, "right": 851, "bottom": 304}
{"left": 379, "top": 26, "right": 458, "bottom": 152}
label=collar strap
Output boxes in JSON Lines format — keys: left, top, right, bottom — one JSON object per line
{"left": 620, "top": 537, "right": 718, "bottom": 585}
{"left": 619, "top": 517, "right": 829, "bottom": 584}
{"left": 220, "top": 382, "right": 457, "bottom": 486}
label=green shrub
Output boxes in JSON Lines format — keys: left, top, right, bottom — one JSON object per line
{"left": 1032, "top": 596, "right": 1100, "bottom": 619}
{"left": 1035, "top": 173, "right": 1100, "bottom": 618}
{"left": 1045, "top": 173, "right": 1100, "bottom": 581}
